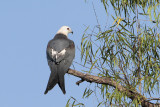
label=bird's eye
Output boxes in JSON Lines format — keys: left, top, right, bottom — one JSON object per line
{"left": 67, "top": 28, "right": 69, "bottom": 30}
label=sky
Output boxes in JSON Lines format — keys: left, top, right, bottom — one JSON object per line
{"left": 1, "top": 0, "right": 159, "bottom": 107}
{"left": 0, "top": 0, "right": 108, "bottom": 107}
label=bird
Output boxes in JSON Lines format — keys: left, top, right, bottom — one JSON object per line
{"left": 44, "top": 26, "right": 75, "bottom": 94}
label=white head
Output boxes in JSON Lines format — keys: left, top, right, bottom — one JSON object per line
{"left": 56, "top": 26, "right": 73, "bottom": 36}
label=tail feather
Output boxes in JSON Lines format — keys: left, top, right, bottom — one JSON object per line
{"left": 44, "top": 64, "right": 58, "bottom": 94}
{"left": 45, "top": 60, "right": 68, "bottom": 94}
{"left": 57, "top": 61, "right": 66, "bottom": 94}
{"left": 44, "top": 72, "right": 58, "bottom": 94}
{"left": 58, "top": 74, "right": 66, "bottom": 94}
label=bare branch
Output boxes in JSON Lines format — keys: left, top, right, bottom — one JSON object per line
{"left": 68, "top": 69, "right": 160, "bottom": 107}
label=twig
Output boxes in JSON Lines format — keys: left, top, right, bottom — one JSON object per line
{"left": 76, "top": 79, "right": 85, "bottom": 85}
{"left": 92, "top": 2, "right": 101, "bottom": 31}
{"left": 146, "top": 98, "right": 160, "bottom": 102}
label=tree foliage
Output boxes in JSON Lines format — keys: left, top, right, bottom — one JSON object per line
{"left": 67, "top": 0, "right": 160, "bottom": 106}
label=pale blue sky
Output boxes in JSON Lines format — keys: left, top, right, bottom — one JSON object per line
{"left": 1, "top": 0, "right": 159, "bottom": 107}
{"left": 0, "top": 0, "right": 108, "bottom": 107}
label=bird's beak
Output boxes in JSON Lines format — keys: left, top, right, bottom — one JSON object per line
{"left": 71, "top": 31, "right": 73, "bottom": 34}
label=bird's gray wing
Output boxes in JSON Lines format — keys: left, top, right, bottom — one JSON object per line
{"left": 47, "top": 39, "right": 73, "bottom": 64}
{"left": 57, "top": 40, "right": 75, "bottom": 93}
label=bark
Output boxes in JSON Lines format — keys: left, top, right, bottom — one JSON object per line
{"left": 67, "top": 69, "right": 160, "bottom": 107}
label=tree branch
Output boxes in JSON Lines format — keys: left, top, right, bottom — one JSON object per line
{"left": 76, "top": 79, "right": 84, "bottom": 86}
{"left": 68, "top": 69, "right": 160, "bottom": 107}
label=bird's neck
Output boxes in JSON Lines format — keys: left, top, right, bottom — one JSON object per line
{"left": 56, "top": 31, "right": 68, "bottom": 37}
{"left": 54, "top": 34, "right": 68, "bottom": 39}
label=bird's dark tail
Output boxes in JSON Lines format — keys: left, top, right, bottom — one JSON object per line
{"left": 57, "top": 65, "right": 66, "bottom": 94}
{"left": 58, "top": 73, "right": 66, "bottom": 94}
{"left": 44, "top": 64, "right": 58, "bottom": 94}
